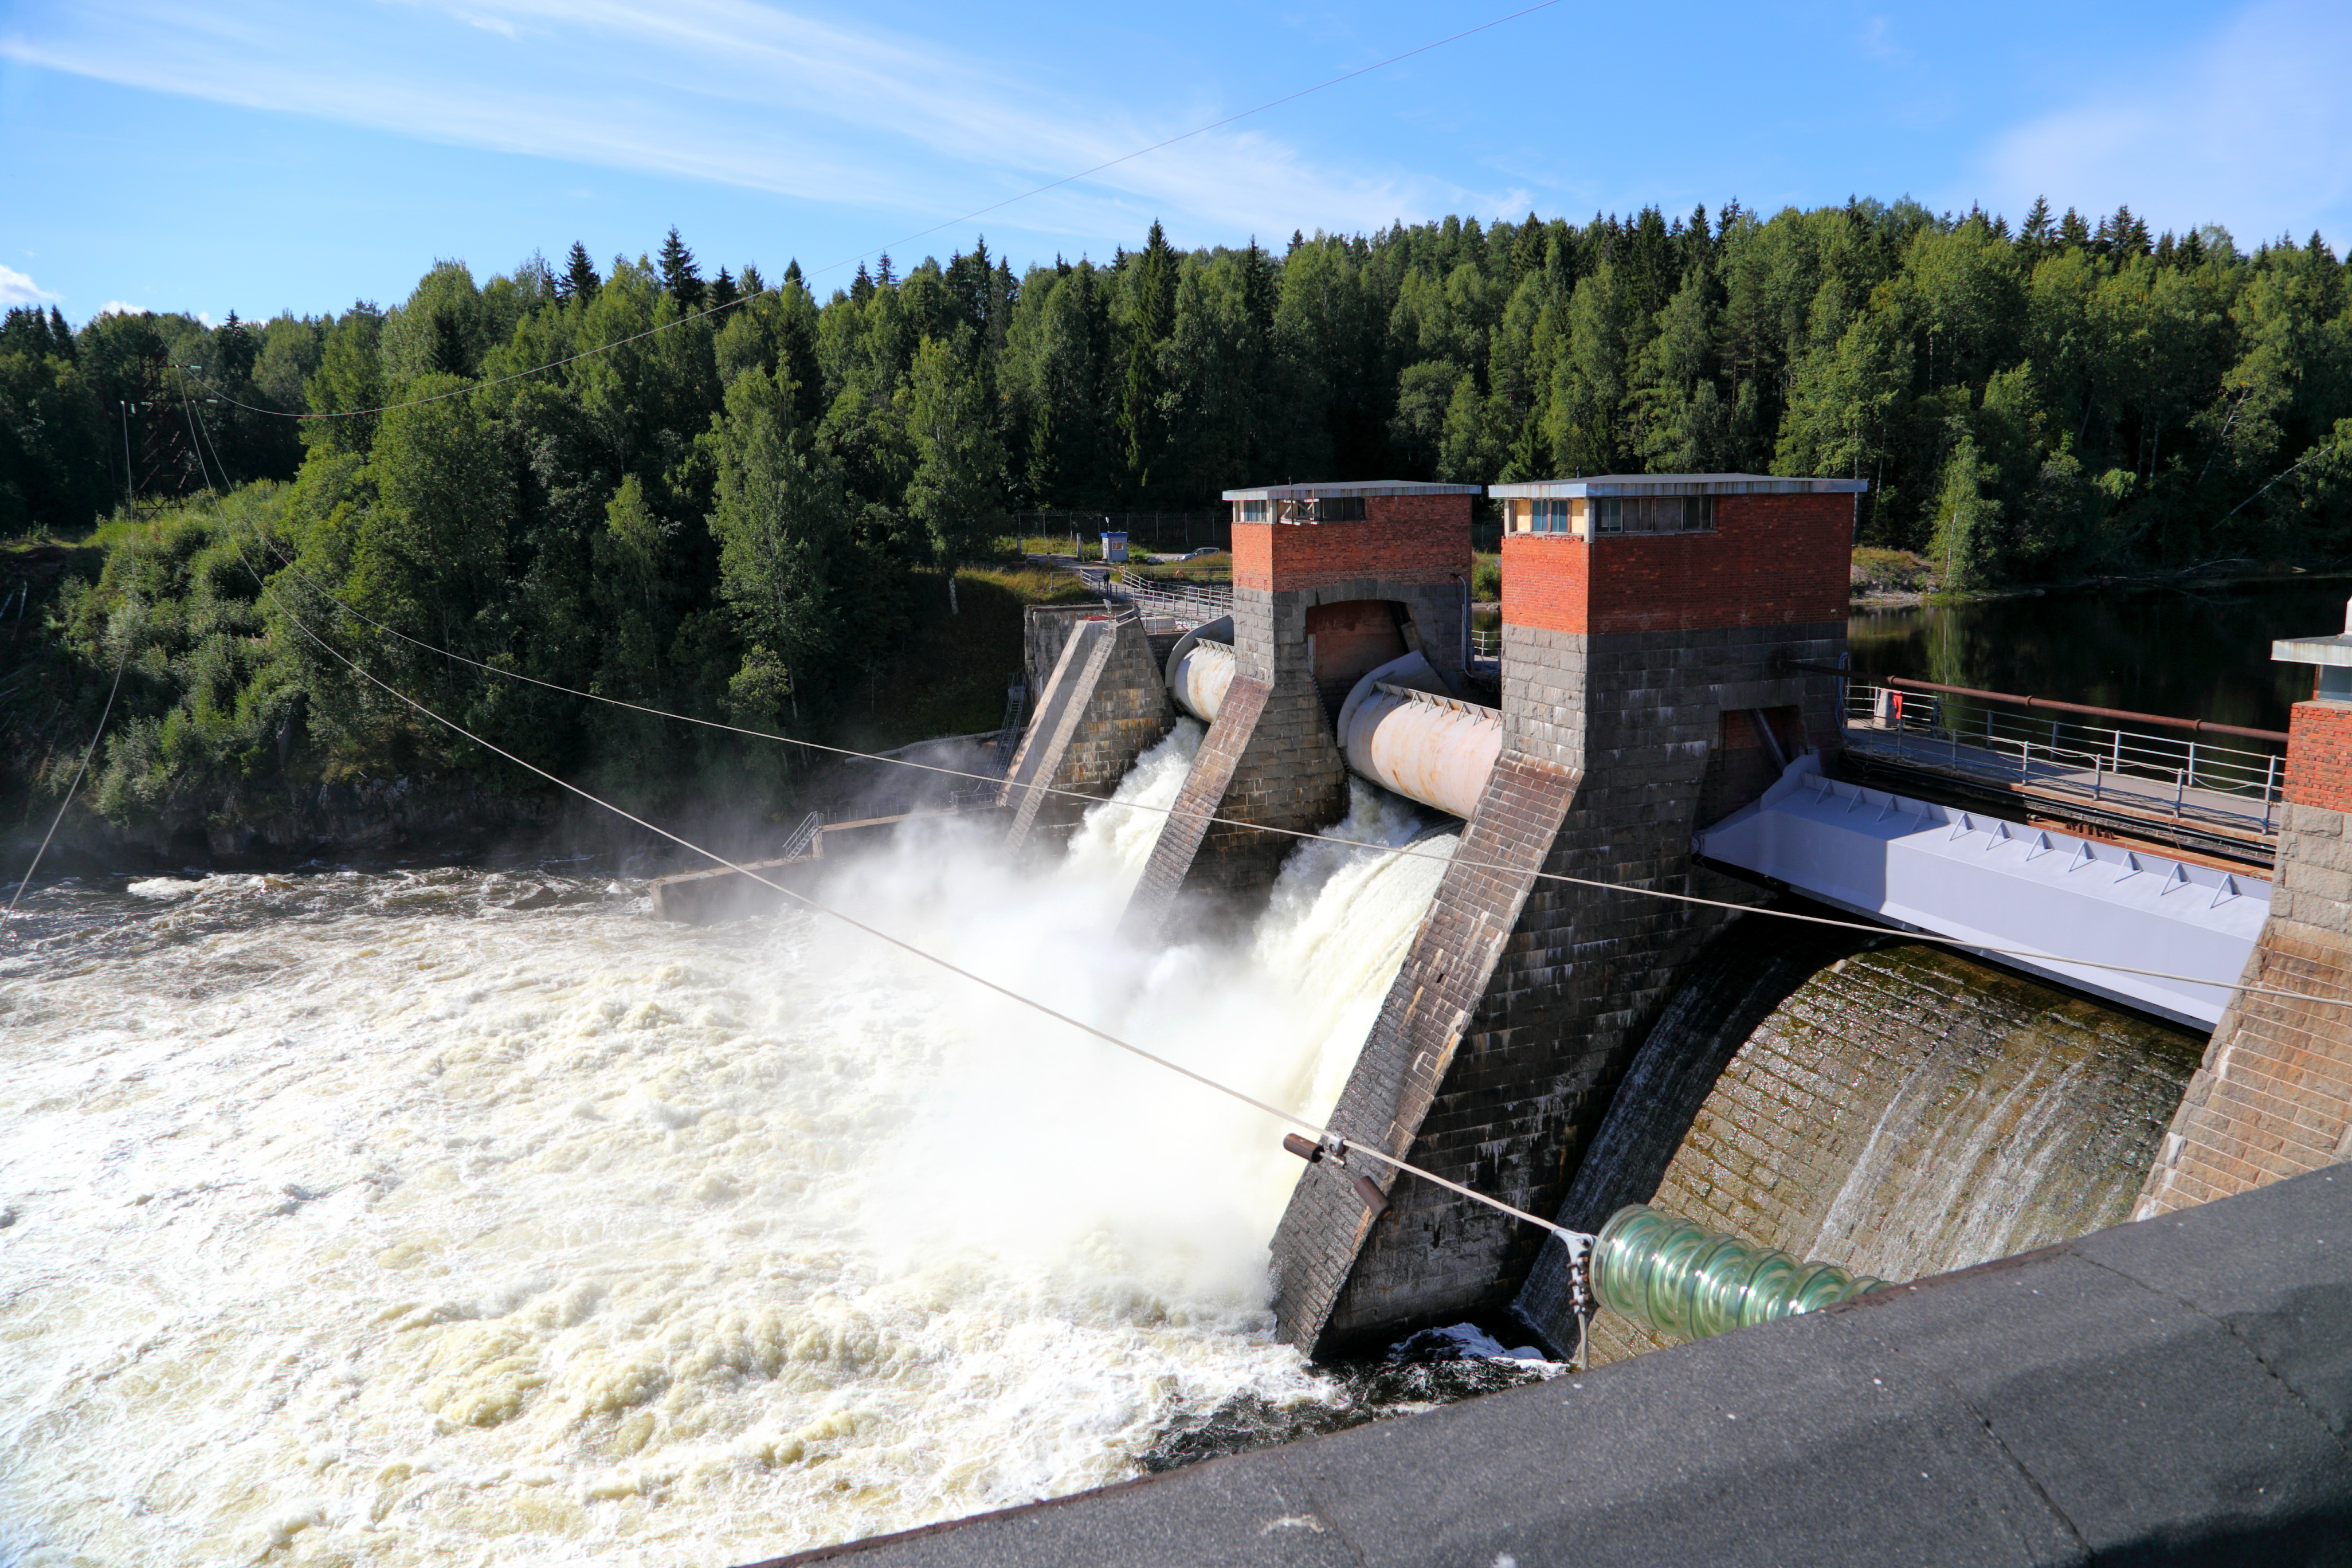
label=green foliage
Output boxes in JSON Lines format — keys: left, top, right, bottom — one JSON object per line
{"left": 12, "top": 207, "right": 2352, "bottom": 830}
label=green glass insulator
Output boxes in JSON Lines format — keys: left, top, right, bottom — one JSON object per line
{"left": 1681, "top": 1234, "right": 1760, "bottom": 1340}
{"left": 1588, "top": 1205, "right": 1898, "bottom": 1345}
{"left": 1787, "top": 1260, "right": 1860, "bottom": 1315}
{"left": 1642, "top": 1219, "right": 1718, "bottom": 1340}
{"left": 1734, "top": 1248, "right": 1801, "bottom": 1328}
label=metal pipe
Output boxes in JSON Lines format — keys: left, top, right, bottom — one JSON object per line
{"left": 1163, "top": 614, "right": 1236, "bottom": 723}
{"left": 1336, "top": 652, "right": 1503, "bottom": 819}
{"left": 1790, "top": 664, "right": 2287, "bottom": 743}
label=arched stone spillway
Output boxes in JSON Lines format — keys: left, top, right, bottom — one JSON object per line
{"left": 1515, "top": 915, "right": 2207, "bottom": 1363}
{"left": 1165, "top": 630, "right": 1503, "bottom": 821}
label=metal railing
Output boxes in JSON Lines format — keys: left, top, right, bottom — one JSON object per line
{"left": 779, "top": 810, "right": 825, "bottom": 861}
{"left": 1841, "top": 681, "right": 2286, "bottom": 838}
{"left": 1051, "top": 563, "right": 1233, "bottom": 627}
{"left": 1471, "top": 628, "right": 1500, "bottom": 660}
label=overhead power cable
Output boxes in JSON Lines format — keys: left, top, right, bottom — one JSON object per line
{"left": 4, "top": 629, "right": 130, "bottom": 932}
{"left": 179, "top": 492, "right": 2351, "bottom": 1014}
{"left": 183, "top": 0, "right": 1566, "bottom": 425}
{"left": 168, "top": 389, "right": 1591, "bottom": 1256}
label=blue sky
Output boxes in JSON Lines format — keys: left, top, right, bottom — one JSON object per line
{"left": 4, "top": 0, "right": 2350, "bottom": 325}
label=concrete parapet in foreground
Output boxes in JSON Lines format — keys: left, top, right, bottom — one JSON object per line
{"left": 746, "top": 1163, "right": 2352, "bottom": 1568}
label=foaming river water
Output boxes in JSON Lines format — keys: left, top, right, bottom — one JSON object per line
{"left": 0, "top": 758, "right": 1459, "bottom": 1567}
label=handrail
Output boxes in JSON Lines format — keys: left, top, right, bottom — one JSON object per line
{"left": 1789, "top": 662, "right": 2287, "bottom": 743}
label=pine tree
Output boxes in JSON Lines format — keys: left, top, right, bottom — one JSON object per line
{"left": 560, "top": 242, "right": 601, "bottom": 303}
{"left": 48, "top": 305, "right": 75, "bottom": 360}
{"left": 875, "top": 253, "right": 896, "bottom": 288}
{"left": 740, "top": 262, "right": 767, "bottom": 299}
{"left": 1120, "top": 220, "right": 1178, "bottom": 489}
{"left": 2058, "top": 206, "right": 2091, "bottom": 250}
{"left": 658, "top": 227, "right": 705, "bottom": 311}
{"left": 2114, "top": 206, "right": 2151, "bottom": 258}
{"left": 708, "top": 268, "right": 741, "bottom": 312}
{"left": 851, "top": 262, "right": 874, "bottom": 305}
{"left": 2018, "top": 196, "right": 2053, "bottom": 265}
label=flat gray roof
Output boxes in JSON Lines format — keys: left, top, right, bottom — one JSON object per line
{"left": 2273, "top": 599, "right": 2352, "bottom": 667}
{"left": 1488, "top": 473, "right": 1869, "bottom": 497}
{"left": 2275, "top": 633, "right": 2352, "bottom": 668}
{"left": 1222, "top": 481, "right": 1485, "bottom": 500}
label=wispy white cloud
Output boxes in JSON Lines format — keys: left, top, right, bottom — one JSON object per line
{"left": 1975, "top": 0, "right": 2352, "bottom": 242}
{"left": 95, "top": 300, "right": 151, "bottom": 317}
{"left": 0, "top": 265, "right": 60, "bottom": 308}
{"left": 0, "top": 0, "right": 1479, "bottom": 261}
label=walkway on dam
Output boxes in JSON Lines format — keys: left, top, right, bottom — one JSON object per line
{"left": 1843, "top": 722, "right": 2282, "bottom": 853}
{"left": 1836, "top": 679, "right": 2286, "bottom": 860}
{"left": 1695, "top": 759, "right": 2268, "bottom": 1029}
{"left": 750, "top": 1165, "right": 2352, "bottom": 1568}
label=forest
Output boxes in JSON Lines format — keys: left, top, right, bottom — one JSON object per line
{"left": 4, "top": 199, "right": 2350, "bottom": 836}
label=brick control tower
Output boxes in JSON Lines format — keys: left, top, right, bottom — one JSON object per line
{"left": 1269, "top": 472, "right": 1866, "bottom": 1355}
{"left": 1121, "top": 481, "right": 1480, "bottom": 936}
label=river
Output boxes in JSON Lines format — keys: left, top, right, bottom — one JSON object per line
{"left": 0, "top": 728, "right": 1463, "bottom": 1567}
{"left": 1851, "top": 575, "right": 2350, "bottom": 731}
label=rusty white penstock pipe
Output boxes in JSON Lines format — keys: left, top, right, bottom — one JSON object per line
{"left": 1165, "top": 614, "right": 1236, "bottom": 723}
{"left": 1336, "top": 652, "right": 1502, "bottom": 820}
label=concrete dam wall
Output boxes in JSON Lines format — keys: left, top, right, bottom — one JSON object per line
{"left": 989, "top": 475, "right": 2352, "bottom": 1370}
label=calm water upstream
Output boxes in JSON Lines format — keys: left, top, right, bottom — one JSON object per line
{"left": 1849, "top": 577, "right": 2352, "bottom": 732}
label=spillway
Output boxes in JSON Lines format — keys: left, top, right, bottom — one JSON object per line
{"left": 0, "top": 794, "right": 1459, "bottom": 1565}
{"left": 1515, "top": 916, "right": 2205, "bottom": 1362}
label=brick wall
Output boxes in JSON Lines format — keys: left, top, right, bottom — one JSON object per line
{"left": 1232, "top": 495, "right": 1473, "bottom": 594}
{"left": 1502, "top": 492, "right": 1852, "bottom": 636}
{"left": 2285, "top": 700, "right": 2352, "bottom": 813}
{"left": 1306, "top": 599, "right": 1411, "bottom": 719}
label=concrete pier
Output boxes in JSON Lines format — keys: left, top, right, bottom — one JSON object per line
{"left": 1270, "top": 476, "right": 1863, "bottom": 1354}
{"left": 1120, "top": 484, "right": 1479, "bottom": 938}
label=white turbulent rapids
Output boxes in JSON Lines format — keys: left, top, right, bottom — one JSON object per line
{"left": 0, "top": 783, "right": 1459, "bottom": 1567}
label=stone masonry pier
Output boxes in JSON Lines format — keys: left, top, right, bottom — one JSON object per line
{"left": 1120, "top": 484, "right": 1479, "bottom": 939}
{"left": 1271, "top": 477, "right": 1864, "bottom": 1354}
{"left": 2140, "top": 636, "right": 2352, "bottom": 1217}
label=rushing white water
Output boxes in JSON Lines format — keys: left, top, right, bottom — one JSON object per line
{"left": 1060, "top": 720, "right": 1203, "bottom": 895}
{"left": 0, "top": 774, "right": 1457, "bottom": 1567}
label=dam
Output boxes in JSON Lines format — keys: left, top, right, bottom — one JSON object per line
{"left": 966, "top": 472, "right": 2352, "bottom": 1375}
